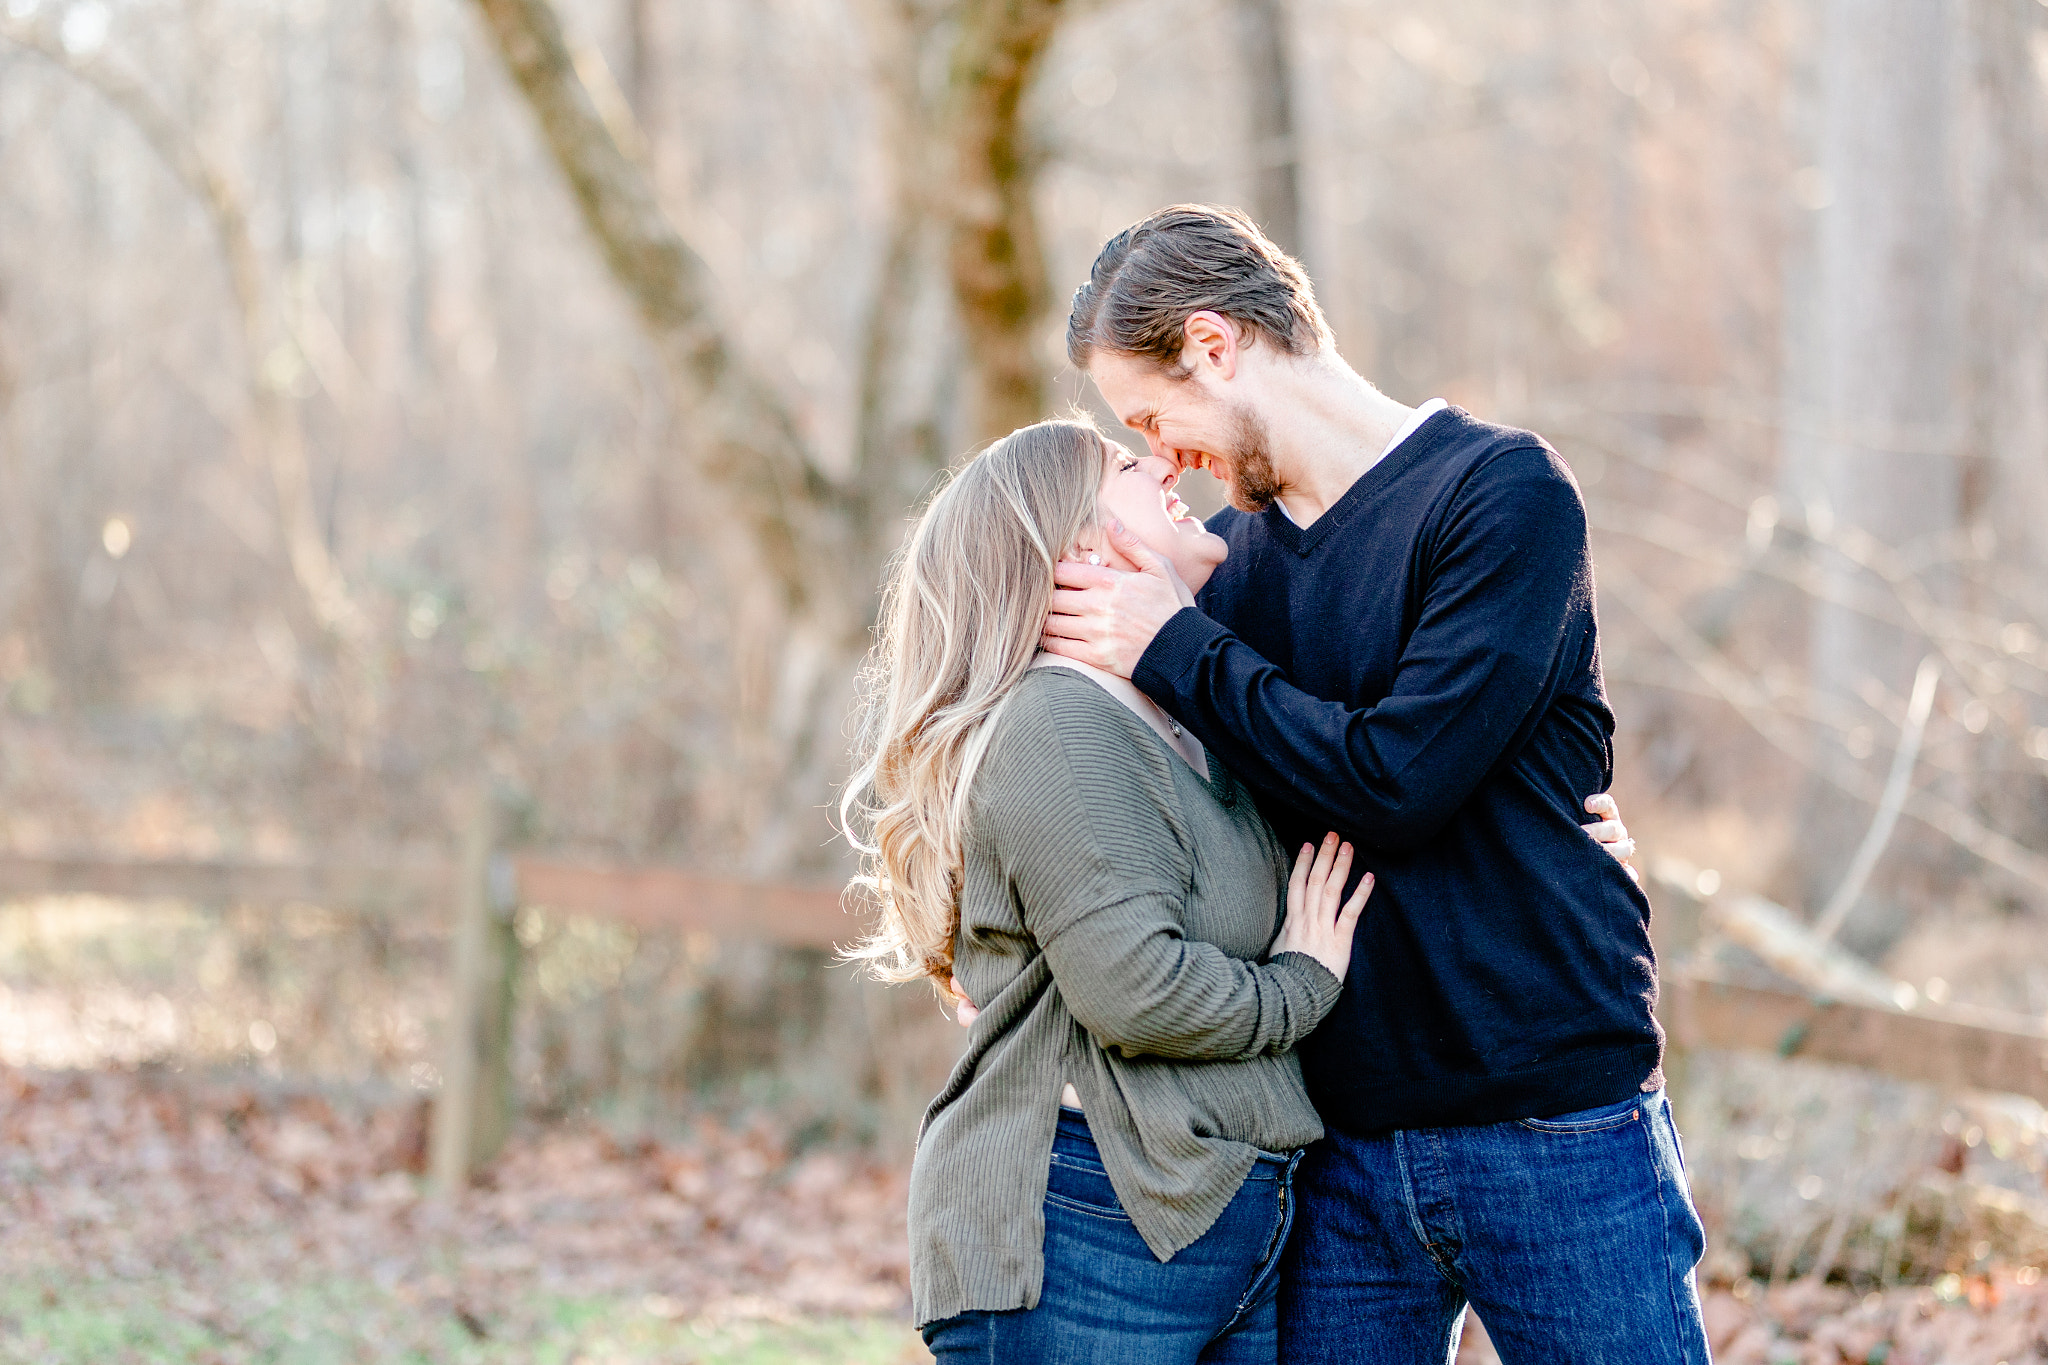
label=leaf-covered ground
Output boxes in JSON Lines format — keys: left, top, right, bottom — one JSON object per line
{"left": 0, "top": 1066, "right": 924, "bottom": 1363}
{"left": 11, "top": 1064, "right": 2048, "bottom": 1365}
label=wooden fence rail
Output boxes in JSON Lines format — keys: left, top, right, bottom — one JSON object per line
{"left": 0, "top": 841, "right": 849, "bottom": 1190}
{"left": 4, "top": 848, "right": 2045, "bottom": 1183}
{"left": 0, "top": 855, "right": 849, "bottom": 941}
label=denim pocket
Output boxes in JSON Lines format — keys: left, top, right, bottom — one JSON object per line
{"left": 1516, "top": 1093, "right": 1642, "bottom": 1134}
{"left": 1045, "top": 1151, "right": 1131, "bottom": 1221}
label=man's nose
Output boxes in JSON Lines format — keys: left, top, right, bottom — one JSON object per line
{"left": 1145, "top": 431, "right": 1190, "bottom": 471}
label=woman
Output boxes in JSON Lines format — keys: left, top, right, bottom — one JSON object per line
{"left": 841, "top": 417, "right": 1633, "bottom": 1362}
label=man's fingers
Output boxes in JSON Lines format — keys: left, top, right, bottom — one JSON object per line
{"left": 1052, "top": 560, "right": 1126, "bottom": 591}
{"left": 1038, "top": 633, "right": 1089, "bottom": 659}
{"left": 948, "top": 974, "right": 979, "bottom": 1027}
{"left": 1104, "top": 517, "right": 1168, "bottom": 575}
{"left": 1041, "top": 610, "right": 1093, "bottom": 641}
{"left": 1048, "top": 587, "right": 1103, "bottom": 618}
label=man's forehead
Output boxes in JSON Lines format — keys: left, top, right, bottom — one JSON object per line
{"left": 1089, "top": 356, "right": 1167, "bottom": 427}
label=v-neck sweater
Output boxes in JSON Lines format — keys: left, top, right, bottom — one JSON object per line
{"left": 1132, "top": 405, "right": 1663, "bottom": 1135}
{"left": 907, "top": 666, "right": 1341, "bottom": 1326}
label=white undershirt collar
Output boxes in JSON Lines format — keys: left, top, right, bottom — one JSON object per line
{"left": 1276, "top": 397, "right": 1448, "bottom": 528}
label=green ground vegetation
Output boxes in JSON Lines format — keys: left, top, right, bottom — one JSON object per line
{"left": 0, "top": 1277, "right": 926, "bottom": 1365}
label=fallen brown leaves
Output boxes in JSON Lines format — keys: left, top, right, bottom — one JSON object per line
{"left": 18, "top": 1062, "right": 2048, "bottom": 1364}
{"left": 1702, "top": 1274, "right": 2048, "bottom": 1364}
{"left": 0, "top": 1064, "right": 912, "bottom": 1331}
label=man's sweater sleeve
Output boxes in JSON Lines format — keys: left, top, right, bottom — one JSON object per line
{"left": 1132, "top": 445, "right": 1593, "bottom": 848}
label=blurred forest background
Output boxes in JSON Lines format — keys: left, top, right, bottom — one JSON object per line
{"left": 3, "top": 0, "right": 2048, "bottom": 1360}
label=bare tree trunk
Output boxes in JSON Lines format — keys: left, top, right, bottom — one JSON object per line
{"left": 852, "top": 0, "right": 953, "bottom": 493}
{"left": 947, "top": 0, "right": 1063, "bottom": 444}
{"left": 1961, "top": 1, "right": 2048, "bottom": 578}
{"left": 1236, "top": 0, "right": 1303, "bottom": 261}
{"left": 1957, "top": 0, "right": 2048, "bottom": 859}
{"left": 622, "top": 0, "right": 657, "bottom": 132}
{"left": 1783, "top": 0, "right": 1961, "bottom": 926}
{"left": 465, "top": 0, "right": 1066, "bottom": 867}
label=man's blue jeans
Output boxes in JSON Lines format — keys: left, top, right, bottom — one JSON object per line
{"left": 1279, "top": 1089, "right": 1710, "bottom": 1364}
{"left": 924, "top": 1108, "right": 1303, "bottom": 1363}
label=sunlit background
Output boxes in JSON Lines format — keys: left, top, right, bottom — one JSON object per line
{"left": 2, "top": 0, "right": 2047, "bottom": 1359}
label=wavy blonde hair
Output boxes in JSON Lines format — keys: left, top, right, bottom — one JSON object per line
{"left": 840, "top": 418, "right": 1109, "bottom": 991}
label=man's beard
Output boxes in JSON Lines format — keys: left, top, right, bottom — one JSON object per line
{"left": 1218, "top": 404, "right": 1284, "bottom": 513}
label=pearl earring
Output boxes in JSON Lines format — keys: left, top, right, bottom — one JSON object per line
{"left": 1087, "top": 552, "right": 1102, "bottom": 565}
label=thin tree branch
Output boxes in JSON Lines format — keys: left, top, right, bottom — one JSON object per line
{"left": 0, "top": 17, "right": 359, "bottom": 641}
{"left": 1600, "top": 566, "right": 2048, "bottom": 900}
{"left": 1812, "top": 655, "right": 1940, "bottom": 942}
{"left": 464, "top": 0, "right": 864, "bottom": 611}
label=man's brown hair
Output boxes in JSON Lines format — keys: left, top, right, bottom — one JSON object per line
{"left": 1065, "top": 204, "right": 1331, "bottom": 374}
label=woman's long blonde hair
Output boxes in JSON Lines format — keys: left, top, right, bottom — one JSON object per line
{"left": 840, "top": 418, "right": 1109, "bottom": 992}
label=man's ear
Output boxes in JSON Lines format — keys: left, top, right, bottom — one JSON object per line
{"left": 1181, "top": 311, "right": 1241, "bottom": 382}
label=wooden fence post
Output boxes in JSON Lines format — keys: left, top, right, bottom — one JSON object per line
{"left": 1650, "top": 865, "right": 1706, "bottom": 1133}
{"left": 432, "top": 790, "right": 522, "bottom": 1193}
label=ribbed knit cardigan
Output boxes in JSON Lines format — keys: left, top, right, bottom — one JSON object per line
{"left": 906, "top": 666, "right": 1341, "bottom": 1328}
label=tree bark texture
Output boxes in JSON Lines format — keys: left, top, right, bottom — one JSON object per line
{"left": 1784, "top": 0, "right": 1961, "bottom": 918}
{"left": 469, "top": 0, "right": 879, "bottom": 619}
{"left": 466, "top": 0, "right": 1067, "bottom": 867}
{"left": 1236, "top": 0, "right": 1303, "bottom": 262}
{"left": 947, "top": 0, "right": 1063, "bottom": 444}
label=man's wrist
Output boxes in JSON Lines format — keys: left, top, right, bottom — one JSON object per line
{"left": 1131, "top": 607, "right": 1226, "bottom": 700}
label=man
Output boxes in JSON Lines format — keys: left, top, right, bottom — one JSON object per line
{"left": 1041, "top": 205, "right": 1708, "bottom": 1365}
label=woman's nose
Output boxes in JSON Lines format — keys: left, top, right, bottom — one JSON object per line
{"left": 1142, "top": 454, "right": 1178, "bottom": 486}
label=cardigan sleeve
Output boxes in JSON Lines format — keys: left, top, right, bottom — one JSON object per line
{"left": 984, "top": 680, "right": 1342, "bottom": 1062}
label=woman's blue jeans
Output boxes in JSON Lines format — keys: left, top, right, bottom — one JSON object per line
{"left": 923, "top": 1108, "right": 1303, "bottom": 1364}
{"left": 1279, "top": 1088, "right": 1711, "bottom": 1364}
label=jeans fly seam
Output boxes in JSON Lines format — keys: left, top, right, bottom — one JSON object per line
{"left": 1428, "top": 1130, "right": 1471, "bottom": 1283}
{"left": 1395, "top": 1131, "right": 1463, "bottom": 1286}
{"left": 1421, "top": 1131, "right": 1466, "bottom": 1283}
{"left": 1220, "top": 1147, "right": 1301, "bottom": 1336}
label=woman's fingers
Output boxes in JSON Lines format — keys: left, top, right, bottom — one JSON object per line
{"left": 1584, "top": 818, "right": 1627, "bottom": 844}
{"left": 1308, "top": 832, "right": 1341, "bottom": 898}
{"left": 1340, "top": 872, "right": 1375, "bottom": 923}
{"left": 1326, "top": 843, "right": 1355, "bottom": 914}
{"left": 1585, "top": 792, "right": 1618, "bottom": 818}
{"left": 1286, "top": 843, "right": 1313, "bottom": 918}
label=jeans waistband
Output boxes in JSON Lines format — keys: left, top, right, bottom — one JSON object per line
{"left": 1055, "top": 1106, "right": 1298, "bottom": 1176}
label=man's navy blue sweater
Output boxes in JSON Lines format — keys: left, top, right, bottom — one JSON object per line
{"left": 1132, "top": 406, "right": 1662, "bottom": 1135}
